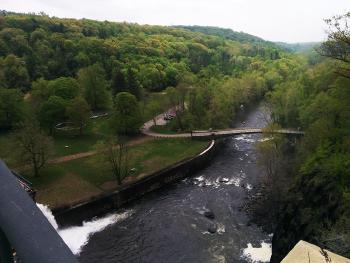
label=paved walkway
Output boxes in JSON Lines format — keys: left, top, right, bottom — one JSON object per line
{"left": 49, "top": 136, "right": 152, "bottom": 164}
{"left": 18, "top": 111, "right": 302, "bottom": 169}
{"left": 141, "top": 113, "right": 304, "bottom": 138}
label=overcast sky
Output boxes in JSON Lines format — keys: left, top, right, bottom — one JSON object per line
{"left": 2, "top": 0, "right": 350, "bottom": 42}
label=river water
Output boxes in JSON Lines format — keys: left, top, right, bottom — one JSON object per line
{"left": 45, "top": 104, "right": 272, "bottom": 263}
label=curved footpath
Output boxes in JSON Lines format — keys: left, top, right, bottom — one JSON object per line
{"left": 46, "top": 110, "right": 302, "bottom": 225}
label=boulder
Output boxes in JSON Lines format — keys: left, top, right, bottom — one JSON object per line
{"left": 203, "top": 210, "right": 215, "bottom": 220}
{"left": 208, "top": 224, "right": 217, "bottom": 234}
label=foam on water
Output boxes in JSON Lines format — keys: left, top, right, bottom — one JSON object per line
{"left": 194, "top": 176, "right": 244, "bottom": 188}
{"left": 224, "top": 177, "right": 241, "bottom": 186}
{"left": 194, "top": 175, "right": 205, "bottom": 182}
{"left": 37, "top": 203, "right": 133, "bottom": 255}
{"left": 37, "top": 203, "right": 59, "bottom": 229}
{"left": 217, "top": 223, "right": 226, "bottom": 235}
{"left": 258, "top": 137, "right": 273, "bottom": 142}
{"left": 242, "top": 242, "right": 272, "bottom": 262}
{"left": 234, "top": 135, "right": 256, "bottom": 143}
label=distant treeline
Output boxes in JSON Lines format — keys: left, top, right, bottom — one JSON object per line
{"left": 0, "top": 10, "right": 298, "bottom": 133}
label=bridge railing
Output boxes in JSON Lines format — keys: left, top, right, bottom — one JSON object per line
{"left": 0, "top": 160, "right": 78, "bottom": 263}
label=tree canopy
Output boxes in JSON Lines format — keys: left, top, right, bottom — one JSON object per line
{"left": 111, "top": 92, "right": 142, "bottom": 135}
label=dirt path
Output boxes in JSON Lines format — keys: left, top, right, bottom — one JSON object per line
{"left": 49, "top": 135, "right": 153, "bottom": 164}
{"left": 49, "top": 109, "right": 171, "bottom": 165}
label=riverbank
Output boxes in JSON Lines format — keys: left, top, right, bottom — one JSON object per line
{"left": 75, "top": 103, "right": 273, "bottom": 263}
{"left": 25, "top": 138, "right": 208, "bottom": 208}
{"left": 52, "top": 139, "right": 218, "bottom": 227}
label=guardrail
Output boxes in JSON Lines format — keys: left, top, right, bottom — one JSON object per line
{"left": 0, "top": 160, "right": 78, "bottom": 263}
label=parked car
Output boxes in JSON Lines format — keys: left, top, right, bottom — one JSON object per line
{"left": 164, "top": 114, "right": 175, "bottom": 121}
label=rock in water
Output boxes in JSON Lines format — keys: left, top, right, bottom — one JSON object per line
{"left": 208, "top": 223, "right": 217, "bottom": 234}
{"left": 204, "top": 210, "right": 215, "bottom": 220}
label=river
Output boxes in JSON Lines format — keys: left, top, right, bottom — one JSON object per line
{"left": 44, "top": 104, "right": 272, "bottom": 263}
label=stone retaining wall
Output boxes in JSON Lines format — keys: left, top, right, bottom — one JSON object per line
{"left": 53, "top": 140, "right": 219, "bottom": 227}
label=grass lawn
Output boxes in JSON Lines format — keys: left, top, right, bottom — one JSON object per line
{"left": 53, "top": 116, "right": 113, "bottom": 156}
{"left": 0, "top": 116, "right": 115, "bottom": 160}
{"left": 150, "top": 123, "right": 178, "bottom": 134}
{"left": 23, "top": 138, "right": 208, "bottom": 208}
{"left": 1, "top": 92, "right": 168, "bottom": 160}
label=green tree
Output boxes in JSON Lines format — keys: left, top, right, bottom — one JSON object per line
{"left": 165, "top": 86, "right": 184, "bottom": 130}
{"left": 0, "top": 54, "right": 30, "bottom": 90}
{"left": 78, "top": 63, "right": 112, "bottom": 110}
{"left": 253, "top": 125, "right": 291, "bottom": 230}
{"left": 125, "top": 67, "right": 142, "bottom": 99}
{"left": 111, "top": 66, "right": 126, "bottom": 94}
{"left": 165, "top": 65, "right": 179, "bottom": 87}
{"left": 187, "top": 87, "right": 209, "bottom": 128}
{"left": 318, "top": 12, "right": 350, "bottom": 78}
{"left": 0, "top": 88, "right": 24, "bottom": 130}
{"left": 30, "top": 78, "right": 51, "bottom": 109}
{"left": 66, "top": 96, "right": 90, "bottom": 135}
{"left": 146, "top": 99, "right": 163, "bottom": 126}
{"left": 139, "top": 64, "right": 165, "bottom": 92}
{"left": 39, "top": 96, "right": 66, "bottom": 134}
{"left": 49, "top": 77, "right": 80, "bottom": 100}
{"left": 111, "top": 92, "right": 142, "bottom": 135}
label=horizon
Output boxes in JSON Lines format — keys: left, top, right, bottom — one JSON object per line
{"left": 2, "top": 0, "right": 350, "bottom": 43}
{"left": 1, "top": 9, "right": 324, "bottom": 44}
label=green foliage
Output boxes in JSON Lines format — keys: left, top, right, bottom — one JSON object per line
{"left": 0, "top": 54, "right": 29, "bottom": 90}
{"left": 111, "top": 92, "right": 142, "bottom": 135}
{"left": 0, "top": 12, "right": 296, "bottom": 138}
{"left": 124, "top": 67, "right": 142, "bottom": 98}
{"left": 49, "top": 77, "right": 80, "bottom": 100}
{"left": 318, "top": 12, "right": 350, "bottom": 78}
{"left": 39, "top": 95, "right": 67, "bottom": 134}
{"left": 0, "top": 11, "right": 287, "bottom": 98}
{"left": 78, "top": 63, "right": 112, "bottom": 110}
{"left": 31, "top": 78, "right": 50, "bottom": 107}
{"left": 66, "top": 96, "right": 90, "bottom": 135}
{"left": 268, "top": 20, "right": 350, "bottom": 260}
{"left": 176, "top": 25, "right": 267, "bottom": 44}
{"left": 0, "top": 88, "right": 24, "bottom": 130}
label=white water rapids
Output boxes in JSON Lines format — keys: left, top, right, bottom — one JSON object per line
{"left": 37, "top": 203, "right": 271, "bottom": 262}
{"left": 34, "top": 106, "right": 275, "bottom": 262}
{"left": 242, "top": 242, "right": 272, "bottom": 262}
{"left": 36, "top": 203, "right": 133, "bottom": 255}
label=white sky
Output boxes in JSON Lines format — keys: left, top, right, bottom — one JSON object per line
{"left": 1, "top": 0, "right": 350, "bottom": 42}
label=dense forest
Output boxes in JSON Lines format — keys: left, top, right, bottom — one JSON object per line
{"left": 1, "top": 9, "right": 350, "bottom": 262}
{"left": 262, "top": 12, "right": 350, "bottom": 262}
{"left": 0, "top": 10, "right": 294, "bottom": 134}
{"left": 174, "top": 25, "right": 268, "bottom": 44}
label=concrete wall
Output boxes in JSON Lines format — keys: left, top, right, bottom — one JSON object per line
{"left": 281, "top": 240, "right": 350, "bottom": 263}
{"left": 53, "top": 140, "right": 219, "bottom": 227}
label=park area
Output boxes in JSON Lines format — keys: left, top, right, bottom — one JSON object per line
{"left": 26, "top": 137, "right": 207, "bottom": 208}
{"left": 0, "top": 93, "right": 208, "bottom": 208}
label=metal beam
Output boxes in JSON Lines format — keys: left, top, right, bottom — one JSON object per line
{"left": 0, "top": 160, "right": 78, "bottom": 263}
